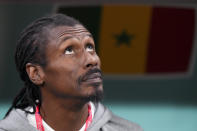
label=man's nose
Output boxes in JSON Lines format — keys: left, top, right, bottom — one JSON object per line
{"left": 83, "top": 52, "right": 99, "bottom": 69}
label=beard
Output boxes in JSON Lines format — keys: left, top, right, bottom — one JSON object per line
{"left": 79, "top": 88, "right": 104, "bottom": 103}
{"left": 76, "top": 67, "right": 104, "bottom": 103}
{"left": 53, "top": 87, "right": 104, "bottom": 103}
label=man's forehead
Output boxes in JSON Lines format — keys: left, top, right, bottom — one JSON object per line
{"left": 50, "top": 25, "right": 91, "bottom": 39}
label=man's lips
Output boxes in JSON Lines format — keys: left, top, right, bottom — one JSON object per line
{"left": 82, "top": 72, "right": 102, "bottom": 83}
{"left": 77, "top": 68, "right": 103, "bottom": 86}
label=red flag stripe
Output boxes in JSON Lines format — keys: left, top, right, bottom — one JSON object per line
{"left": 146, "top": 7, "right": 195, "bottom": 73}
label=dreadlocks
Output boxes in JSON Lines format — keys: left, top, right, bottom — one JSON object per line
{"left": 5, "top": 13, "right": 81, "bottom": 117}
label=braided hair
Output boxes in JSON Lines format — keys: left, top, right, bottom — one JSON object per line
{"left": 5, "top": 13, "right": 81, "bottom": 117}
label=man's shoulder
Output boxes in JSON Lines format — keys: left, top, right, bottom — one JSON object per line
{"left": 0, "top": 109, "right": 37, "bottom": 131}
{"left": 91, "top": 102, "right": 143, "bottom": 131}
{"left": 0, "top": 119, "right": 6, "bottom": 131}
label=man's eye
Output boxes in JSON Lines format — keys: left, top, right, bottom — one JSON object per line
{"left": 86, "top": 44, "right": 94, "bottom": 52}
{"left": 65, "top": 46, "right": 74, "bottom": 55}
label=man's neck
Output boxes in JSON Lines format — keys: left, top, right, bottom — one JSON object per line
{"left": 40, "top": 96, "right": 89, "bottom": 131}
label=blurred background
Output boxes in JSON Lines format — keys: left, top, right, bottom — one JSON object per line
{"left": 0, "top": 0, "right": 197, "bottom": 131}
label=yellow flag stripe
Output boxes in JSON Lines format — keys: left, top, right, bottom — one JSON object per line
{"left": 99, "top": 5, "right": 152, "bottom": 74}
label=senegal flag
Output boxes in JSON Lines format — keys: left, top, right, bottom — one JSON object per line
{"left": 56, "top": 5, "right": 195, "bottom": 75}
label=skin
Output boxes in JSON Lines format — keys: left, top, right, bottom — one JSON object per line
{"left": 26, "top": 25, "right": 103, "bottom": 131}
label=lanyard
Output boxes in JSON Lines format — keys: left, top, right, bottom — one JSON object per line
{"left": 35, "top": 104, "right": 92, "bottom": 131}
{"left": 84, "top": 104, "right": 92, "bottom": 131}
{"left": 35, "top": 106, "right": 45, "bottom": 131}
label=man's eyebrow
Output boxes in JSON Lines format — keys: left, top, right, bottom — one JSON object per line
{"left": 87, "top": 33, "right": 93, "bottom": 38}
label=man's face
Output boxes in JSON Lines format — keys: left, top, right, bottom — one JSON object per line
{"left": 42, "top": 25, "right": 103, "bottom": 101}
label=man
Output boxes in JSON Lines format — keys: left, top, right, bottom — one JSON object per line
{"left": 0, "top": 14, "right": 142, "bottom": 131}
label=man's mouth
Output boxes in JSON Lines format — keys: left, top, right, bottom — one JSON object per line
{"left": 82, "top": 72, "right": 102, "bottom": 84}
{"left": 77, "top": 68, "right": 103, "bottom": 87}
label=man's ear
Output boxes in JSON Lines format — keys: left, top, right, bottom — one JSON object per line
{"left": 26, "top": 63, "right": 45, "bottom": 86}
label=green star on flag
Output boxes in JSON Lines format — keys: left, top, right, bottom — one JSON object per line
{"left": 114, "top": 29, "right": 134, "bottom": 47}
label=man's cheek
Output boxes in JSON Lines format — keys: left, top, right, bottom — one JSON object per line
{"left": 69, "top": 65, "right": 81, "bottom": 78}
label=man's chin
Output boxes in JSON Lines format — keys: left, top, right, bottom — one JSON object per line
{"left": 78, "top": 89, "right": 103, "bottom": 103}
